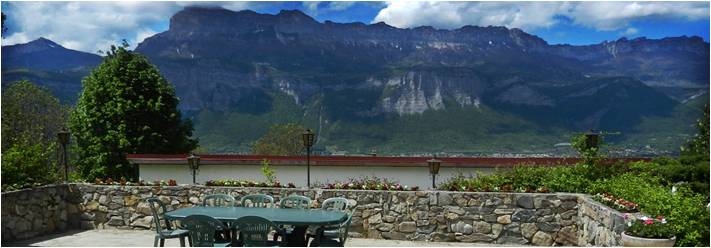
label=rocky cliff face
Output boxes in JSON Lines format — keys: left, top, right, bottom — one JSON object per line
{"left": 134, "top": 7, "right": 707, "bottom": 120}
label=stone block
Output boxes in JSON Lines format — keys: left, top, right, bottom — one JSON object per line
{"left": 130, "top": 216, "right": 153, "bottom": 229}
{"left": 556, "top": 225, "right": 578, "bottom": 246}
{"left": 398, "top": 221, "right": 417, "bottom": 233}
{"left": 472, "top": 221, "right": 491, "bottom": 234}
{"left": 516, "top": 195, "right": 534, "bottom": 209}
{"left": 537, "top": 222, "right": 561, "bottom": 232}
{"left": 376, "top": 223, "right": 394, "bottom": 232}
{"left": 107, "top": 216, "right": 124, "bottom": 226}
{"left": 381, "top": 231, "right": 407, "bottom": 240}
{"left": 497, "top": 215, "right": 512, "bottom": 224}
{"left": 532, "top": 231, "right": 554, "bottom": 246}
{"left": 521, "top": 223, "right": 538, "bottom": 239}
{"left": 512, "top": 209, "right": 537, "bottom": 222}
{"left": 493, "top": 208, "right": 514, "bottom": 215}
{"left": 456, "top": 233, "right": 493, "bottom": 242}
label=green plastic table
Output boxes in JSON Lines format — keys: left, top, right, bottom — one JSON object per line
{"left": 165, "top": 207, "right": 347, "bottom": 246}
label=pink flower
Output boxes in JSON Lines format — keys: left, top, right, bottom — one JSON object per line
{"left": 644, "top": 220, "right": 654, "bottom": 225}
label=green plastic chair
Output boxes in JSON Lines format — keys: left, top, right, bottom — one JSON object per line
{"left": 307, "top": 197, "right": 350, "bottom": 242}
{"left": 203, "top": 194, "right": 238, "bottom": 244}
{"left": 321, "top": 197, "right": 349, "bottom": 212}
{"left": 235, "top": 216, "right": 287, "bottom": 247}
{"left": 240, "top": 194, "right": 274, "bottom": 208}
{"left": 279, "top": 195, "right": 311, "bottom": 209}
{"left": 273, "top": 195, "right": 312, "bottom": 241}
{"left": 182, "top": 215, "right": 232, "bottom": 247}
{"left": 203, "top": 194, "right": 236, "bottom": 207}
{"left": 146, "top": 197, "right": 191, "bottom": 247}
{"left": 311, "top": 214, "right": 352, "bottom": 247}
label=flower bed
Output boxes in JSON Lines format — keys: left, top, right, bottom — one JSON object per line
{"left": 205, "top": 179, "right": 296, "bottom": 188}
{"left": 321, "top": 176, "right": 419, "bottom": 191}
{"left": 592, "top": 192, "right": 639, "bottom": 212}
{"left": 624, "top": 214, "right": 675, "bottom": 239}
{"left": 93, "top": 177, "right": 178, "bottom": 186}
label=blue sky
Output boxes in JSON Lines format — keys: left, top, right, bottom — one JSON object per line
{"left": 2, "top": 1, "right": 709, "bottom": 53}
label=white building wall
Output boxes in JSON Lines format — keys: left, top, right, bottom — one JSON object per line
{"left": 139, "top": 164, "right": 497, "bottom": 189}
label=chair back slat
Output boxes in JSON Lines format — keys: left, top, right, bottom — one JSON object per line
{"left": 241, "top": 194, "right": 274, "bottom": 208}
{"left": 321, "top": 197, "right": 349, "bottom": 212}
{"left": 146, "top": 197, "right": 173, "bottom": 233}
{"left": 235, "top": 216, "right": 282, "bottom": 247}
{"left": 279, "top": 195, "right": 311, "bottom": 209}
{"left": 203, "top": 194, "right": 236, "bottom": 207}
{"left": 182, "top": 214, "right": 227, "bottom": 247}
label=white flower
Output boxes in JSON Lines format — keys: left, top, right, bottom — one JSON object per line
{"left": 627, "top": 221, "right": 632, "bottom": 227}
{"left": 640, "top": 216, "right": 650, "bottom": 221}
{"left": 661, "top": 219, "right": 667, "bottom": 224}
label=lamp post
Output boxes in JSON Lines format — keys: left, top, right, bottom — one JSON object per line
{"left": 56, "top": 129, "right": 70, "bottom": 182}
{"left": 187, "top": 154, "right": 200, "bottom": 185}
{"left": 427, "top": 156, "right": 441, "bottom": 189}
{"left": 302, "top": 129, "right": 315, "bottom": 188}
{"left": 584, "top": 129, "right": 600, "bottom": 150}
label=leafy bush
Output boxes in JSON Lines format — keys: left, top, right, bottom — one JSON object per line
{"left": 629, "top": 159, "right": 709, "bottom": 197}
{"left": 1, "top": 143, "right": 59, "bottom": 191}
{"left": 440, "top": 164, "right": 589, "bottom": 193}
{"left": 539, "top": 165, "right": 591, "bottom": 193}
{"left": 260, "top": 159, "right": 277, "bottom": 184}
{"left": 588, "top": 173, "right": 709, "bottom": 247}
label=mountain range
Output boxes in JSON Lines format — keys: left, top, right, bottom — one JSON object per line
{"left": 2, "top": 7, "right": 709, "bottom": 155}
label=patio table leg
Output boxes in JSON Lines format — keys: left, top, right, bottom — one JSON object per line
{"left": 285, "top": 225, "right": 308, "bottom": 247}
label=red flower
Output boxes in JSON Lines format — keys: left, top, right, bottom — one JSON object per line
{"left": 644, "top": 220, "right": 654, "bottom": 225}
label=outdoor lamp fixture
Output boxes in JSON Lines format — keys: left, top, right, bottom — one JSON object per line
{"left": 584, "top": 129, "right": 600, "bottom": 150}
{"left": 427, "top": 156, "right": 442, "bottom": 189}
{"left": 56, "top": 129, "right": 70, "bottom": 182}
{"left": 187, "top": 153, "right": 200, "bottom": 185}
{"left": 302, "top": 129, "right": 315, "bottom": 188}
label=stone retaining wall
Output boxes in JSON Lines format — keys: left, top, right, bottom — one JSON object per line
{"left": 1, "top": 184, "right": 82, "bottom": 243}
{"left": 2, "top": 184, "right": 627, "bottom": 246}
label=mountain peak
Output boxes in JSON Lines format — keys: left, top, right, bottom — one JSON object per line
{"left": 28, "top": 37, "right": 62, "bottom": 48}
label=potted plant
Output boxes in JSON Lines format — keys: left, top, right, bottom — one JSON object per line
{"left": 622, "top": 214, "right": 675, "bottom": 247}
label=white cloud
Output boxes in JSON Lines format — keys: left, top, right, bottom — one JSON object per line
{"left": 374, "top": 1, "right": 709, "bottom": 31}
{"left": 302, "top": 2, "right": 322, "bottom": 15}
{"left": 2, "top": 1, "right": 254, "bottom": 53}
{"left": 567, "top": 2, "right": 709, "bottom": 31}
{"left": 621, "top": 27, "right": 639, "bottom": 37}
{"left": 328, "top": 2, "right": 357, "bottom": 11}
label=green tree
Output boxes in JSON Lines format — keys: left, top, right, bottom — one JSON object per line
{"left": 1, "top": 81, "right": 67, "bottom": 190}
{"left": 251, "top": 123, "right": 306, "bottom": 155}
{"left": 69, "top": 43, "right": 197, "bottom": 180}
{"left": 682, "top": 104, "right": 709, "bottom": 159}
{"left": 2, "top": 12, "right": 7, "bottom": 35}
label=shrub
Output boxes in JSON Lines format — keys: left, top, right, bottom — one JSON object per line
{"left": 260, "top": 159, "right": 277, "bottom": 184}
{"left": 1, "top": 143, "right": 59, "bottom": 191}
{"left": 589, "top": 173, "right": 710, "bottom": 247}
{"left": 539, "top": 165, "right": 591, "bottom": 193}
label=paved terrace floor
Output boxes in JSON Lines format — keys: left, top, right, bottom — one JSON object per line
{"left": 6, "top": 229, "right": 514, "bottom": 247}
